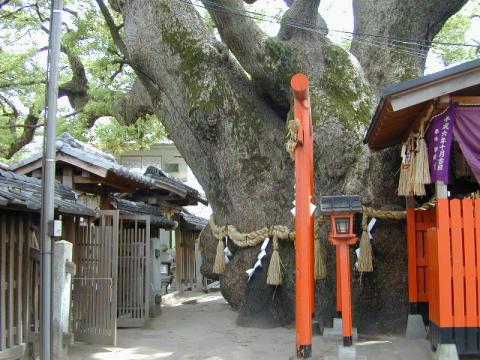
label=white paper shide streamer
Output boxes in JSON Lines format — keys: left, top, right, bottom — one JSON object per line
{"left": 246, "top": 237, "right": 270, "bottom": 281}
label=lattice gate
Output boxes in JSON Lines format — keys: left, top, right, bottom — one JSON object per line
{"left": 71, "top": 210, "right": 119, "bottom": 346}
{"left": 117, "top": 215, "right": 150, "bottom": 328}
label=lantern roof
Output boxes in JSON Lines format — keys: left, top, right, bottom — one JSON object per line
{"left": 319, "top": 195, "right": 362, "bottom": 215}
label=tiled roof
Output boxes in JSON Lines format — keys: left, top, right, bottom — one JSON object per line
{"left": 111, "top": 197, "right": 177, "bottom": 229}
{"left": 144, "top": 166, "right": 208, "bottom": 205}
{"left": 10, "top": 133, "right": 156, "bottom": 187}
{"left": 0, "top": 169, "right": 96, "bottom": 217}
{"left": 179, "top": 209, "right": 208, "bottom": 230}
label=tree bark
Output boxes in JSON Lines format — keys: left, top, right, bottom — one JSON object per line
{"left": 119, "top": 0, "right": 466, "bottom": 331}
{"left": 351, "top": 0, "right": 468, "bottom": 93}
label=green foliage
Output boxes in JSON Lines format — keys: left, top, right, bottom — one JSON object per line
{"left": 0, "top": 0, "right": 165, "bottom": 161}
{"left": 432, "top": 1, "right": 480, "bottom": 66}
{"left": 88, "top": 115, "right": 168, "bottom": 154}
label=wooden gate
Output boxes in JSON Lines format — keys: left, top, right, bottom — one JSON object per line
{"left": 117, "top": 215, "right": 150, "bottom": 328}
{"left": 0, "top": 213, "right": 35, "bottom": 360}
{"left": 407, "top": 208, "right": 436, "bottom": 320}
{"left": 71, "top": 211, "right": 119, "bottom": 345}
{"left": 176, "top": 230, "right": 197, "bottom": 290}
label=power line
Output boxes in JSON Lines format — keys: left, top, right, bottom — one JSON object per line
{"left": 181, "top": 0, "right": 433, "bottom": 61}
{"left": 187, "top": 0, "right": 479, "bottom": 50}
{"left": 186, "top": 0, "right": 431, "bottom": 58}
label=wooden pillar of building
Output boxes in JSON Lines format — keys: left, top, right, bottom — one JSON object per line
{"left": 406, "top": 196, "right": 417, "bottom": 314}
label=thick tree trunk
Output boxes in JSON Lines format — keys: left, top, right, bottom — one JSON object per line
{"left": 120, "top": 0, "right": 467, "bottom": 332}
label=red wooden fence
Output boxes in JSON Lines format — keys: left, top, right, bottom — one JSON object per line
{"left": 428, "top": 198, "right": 480, "bottom": 355}
{"left": 407, "top": 208, "right": 435, "bottom": 310}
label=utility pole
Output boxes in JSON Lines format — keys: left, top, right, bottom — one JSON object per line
{"left": 41, "top": 0, "right": 63, "bottom": 358}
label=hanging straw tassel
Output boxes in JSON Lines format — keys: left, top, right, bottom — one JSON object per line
{"left": 413, "top": 116, "right": 431, "bottom": 196}
{"left": 398, "top": 144, "right": 410, "bottom": 196}
{"left": 213, "top": 236, "right": 226, "bottom": 274}
{"left": 267, "top": 236, "right": 282, "bottom": 285}
{"left": 406, "top": 138, "right": 416, "bottom": 196}
{"left": 314, "top": 218, "right": 327, "bottom": 280}
{"left": 358, "top": 213, "right": 373, "bottom": 272}
{"left": 412, "top": 137, "right": 427, "bottom": 196}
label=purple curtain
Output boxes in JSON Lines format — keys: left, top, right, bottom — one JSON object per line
{"left": 454, "top": 106, "right": 480, "bottom": 183}
{"left": 426, "top": 105, "right": 456, "bottom": 183}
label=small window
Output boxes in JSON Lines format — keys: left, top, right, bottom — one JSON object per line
{"left": 164, "top": 163, "right": 179, "bottom": 173}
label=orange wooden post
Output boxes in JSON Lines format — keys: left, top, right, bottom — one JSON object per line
{"left": 305, "top": 94, "right": 315, "bottom": 319}
{"left": 291, "top": 73, "right": 315, "bottom": 359}
{"left": 436, "top": 198, "right": 453, "bottom": 328}
{"left": 462, "top": 200, "right": 476, "bottom": 330}
{"left": 338, "top": 242, "right": 353, "bottom": 344}
{"left": 406, "top": 204, "right": 417, "bottom": 314}
{"left": 336, "top": 247, "right": 342, "bottom": 315}
{"left": 475, "top": 199, "right": 480, "bottom": 327}
{"left": 329, "top": 229, "right": 357, "bottom": 347}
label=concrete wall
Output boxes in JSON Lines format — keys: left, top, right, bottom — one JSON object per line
{"left": 119, "top": 143, "right": 188, "bottom": 181}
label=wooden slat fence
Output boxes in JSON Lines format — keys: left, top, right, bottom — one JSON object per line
{"left": 117, "top": 215, "right": 150, "bottom": 328}
{"left": 183, "top": 231, "right": 197, "bottom": 287}
{"left": 0, "top": 213, "right": 36, "bottom": 360}
{"left": 428, "top": 198, "right": 480, "bottom": 355}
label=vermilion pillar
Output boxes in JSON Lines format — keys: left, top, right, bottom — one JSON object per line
{"left": 338, "top": 242, "right": 353, "bottom": 345}
{"left": 291, "top": 73, "right": 315, "bottom": 359}
{"left": 336, "top": 247, "right": 342, "bottom": 316}
{"left": 329, "top": 221, "right": 357, "bottom": 347}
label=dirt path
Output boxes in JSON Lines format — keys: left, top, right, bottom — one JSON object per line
{"left": 68, "top": 292, "right": 433, "bottom": 360}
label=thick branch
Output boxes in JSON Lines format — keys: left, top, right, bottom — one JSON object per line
{"left": 4, "top": 109, "right": 40, "bottom": 159}
{"left": 203, "top": 0, "right": 292, "bottom": 113}
{"left": 351, "top": 0, "right": 469, "bottom": 93}
{"left": 278, "top": 0, "right": 326, "bottom": 41}
{"left": 0, "top": 94, "right": 19, "bottom": 119}
{"left": 202, "top": 1, "right": 265, "bottom": 77}
{"left": 58, "top": 45, "right": 90, "bottom": 111}
{"left": 123, "top": 0, "right": 290, "bottom": 226}
{"left": 95, "top": 0, "right": 129, "bottom": 58}
{"left": 114, "top": 78, "right": 153, "bottom": 125}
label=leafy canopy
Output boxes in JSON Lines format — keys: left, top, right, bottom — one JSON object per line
{"left": 0, "top": 0, "right": 479, "bottom": 161}
{"left": 0, "top": 0, "right": 166, "bottom": 162}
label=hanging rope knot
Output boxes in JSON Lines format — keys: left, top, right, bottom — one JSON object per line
{"left": 286, "top": 118, "right": 300, "bottom": 160}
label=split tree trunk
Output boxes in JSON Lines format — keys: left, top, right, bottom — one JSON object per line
{"left": 119, "top": 0, "right": 467, "bottom": 332}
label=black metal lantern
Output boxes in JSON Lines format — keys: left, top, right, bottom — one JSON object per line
{"left": 334, "top": 215, "right": 351, "bottom": 235}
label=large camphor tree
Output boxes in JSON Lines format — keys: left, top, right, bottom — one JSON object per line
{"left": 1, "top": 0, "right": 478, "bottom": 332}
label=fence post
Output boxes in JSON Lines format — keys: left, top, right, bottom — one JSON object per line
{"left": 52, "top": 240, "right": 74, "bottom": 360}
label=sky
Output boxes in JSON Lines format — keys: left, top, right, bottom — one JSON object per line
{"left": 243, "top": 0, "right": 480, "bottom": 74}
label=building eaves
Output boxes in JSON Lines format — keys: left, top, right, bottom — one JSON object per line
{"left": 0, "top": 169, "right": 95, "bottom": 217}
{"left": 111, "top": 197, "right": 177, "bottom": 229}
